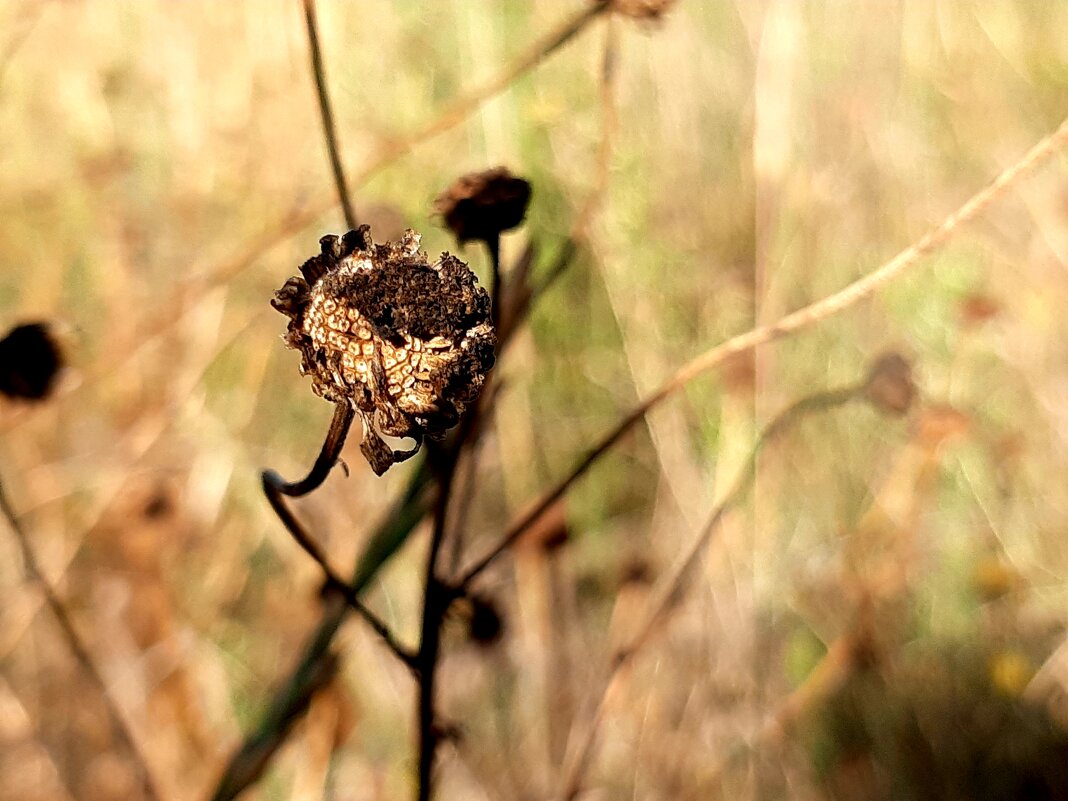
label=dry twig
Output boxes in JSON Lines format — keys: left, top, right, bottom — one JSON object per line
{"left": 461, "top": 112, "right": 1068, "bottom": 588}
{"left": 556, "top": 384, "right": 863, "bottom": 799}
{"left": 0, "top": 474, "right": 163, "bottom": 801}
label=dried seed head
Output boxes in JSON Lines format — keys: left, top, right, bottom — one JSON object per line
{"left": 0, "top": 322, "right": 63, "bottom": 401}
{"left": 433, "top": 167, "right": 531, "bottom": 245}
{"left": 272, "top": 226, "right": 496, "bottom": 475}
{"left": 863, "top": 352, "right": 916, "bottom": 416}
{"left": 608, "top": 0, "right": 677, "bottom": 20}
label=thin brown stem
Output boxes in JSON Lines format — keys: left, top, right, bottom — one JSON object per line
{"left": 275, "top": 402, "right": 354, "bottom": 498}
{"left": 262, "top": 468, "right": 418, "bottom": 671}
{"left": 415, "top": 447, "right": 462, "bottom": 801}
{"left": 531, "top": 16, "right": 618, "bottom": 300}
{"left": 488, "top": 234, "right": 503, "bottom": 333}
{"left": 368, "top": 1, "right": 610, "bottom": 171}
{"left": 301, "top": 0, "right": 357, "bottom": 230}
{"left": 259, "top": 404, "right": 413, "bottom": 661}
{"left": 0, "top": 474, "right": 163, "bottom": 801}
{"left": 557, "top": 384, "right": 862, "bottom": 799}
{"left": 460, "top": 111, "right": 1068, "bottom": 588}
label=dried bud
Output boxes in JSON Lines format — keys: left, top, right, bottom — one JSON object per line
{"left": 272, "top": 227, "right": 496, "bottom": 475}
{"left": 0, "top": 322, "right": 63, "bottom": 401}
{"left": 619, "top": 556, "right": 654, "bottom": 588}
{"left": 468, "top": 595, "right": 504, "bottom": 647}
{"left": 608, "top": 0, "right": 677, "bottom": 20}
{"left": 959, "top": 293, "right": 1001, "bottom": 328}
{"left": 433, "top": 167, "right": 531, "bottom": 245}
{"left": 863, "top": 352, "right": 916, "bottom": 416}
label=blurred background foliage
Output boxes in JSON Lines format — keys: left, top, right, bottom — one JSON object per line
{"left": 2, "top": 1, "right": 1068, "bottom": 799}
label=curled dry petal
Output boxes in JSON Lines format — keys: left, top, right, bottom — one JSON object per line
{"left": 272, "top": 226, "right": 496, "bottom": 474}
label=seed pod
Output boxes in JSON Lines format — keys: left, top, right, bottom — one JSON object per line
{"left": 272, "top": 226, "right": 496, "bottom": 475}
{"left": 0, "top": 322, "right": 63, "bottom": 401}
{"left": 468, "top": 595, "right": 504, "bottom": 647}
{"left": 863, "top": 351, "right": 916, "bottom": 416}
{"left": 433, "top": 167, "right": 531, "bottom": 245}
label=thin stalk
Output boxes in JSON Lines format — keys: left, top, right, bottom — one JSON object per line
{"left": 302, "top": 0, "right": 357, "bottom": 230}
{"left": 488, "top": 234, "right": 503, "bottom": 333}
{"left": 415, "top": 448, "right": 461, "bottom": 801}
{"left": 557, "top": 384, "right": 863, "bottom": 799}
{"left": 262, "top": 467, "right": 418, "bottom": 671}
{"left": 0, "top": 475, "right": 163, "bottom": 801}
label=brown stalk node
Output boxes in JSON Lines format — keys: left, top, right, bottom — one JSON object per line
{"left": 272, "top": 226, "right": 496, "bottom": 475}
{"left": 432, "top": 166, "right": 532, "bottom": 245}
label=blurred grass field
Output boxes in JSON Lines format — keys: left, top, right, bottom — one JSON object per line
{"left": 2, "top": 1, "right": 1068, "bottom": 799}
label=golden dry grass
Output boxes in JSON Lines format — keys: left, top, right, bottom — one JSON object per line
{"left": 2, "top": 1, "right": 1068, "bottom": 799}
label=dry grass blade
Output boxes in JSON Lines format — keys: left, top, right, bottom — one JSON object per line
{"left": 460, "top": 112, "right": 1068, "bottom": 587}
{"left": 366, "top": 1, "right": 610, "bottom": 168}
{"left": 556, "top": 384, "right": 862, "bottom": 799}
{"left": 0, "top": 475, "right": 163, "bottom": 801}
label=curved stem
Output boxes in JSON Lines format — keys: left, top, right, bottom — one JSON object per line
{"left": 274, "top": 402, "right": 354, "bottom": 498}
{"left": 262, "top": 467, "right": 418, "bottom": 670}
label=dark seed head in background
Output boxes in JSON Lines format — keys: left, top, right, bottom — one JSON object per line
{"left": 0, "top": 322, "right": 64, "bottom": 402}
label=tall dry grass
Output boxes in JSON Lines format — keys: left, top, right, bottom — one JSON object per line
{"left": 2, "top": 1, "right": 1068, "bottom": 799}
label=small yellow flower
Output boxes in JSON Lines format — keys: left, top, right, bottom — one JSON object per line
{"left": 989, "top": 650, "right": 1033, "bottom": 697}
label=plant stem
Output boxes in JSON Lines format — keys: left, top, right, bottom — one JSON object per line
{"left": 0, "top": 474, "right": 163, "bottom": 801}
{"left": 416, "top": 446, "right": 461, "bottom": 800}
{"left": 301, "top": 0, "right": 357, "bottom": 230}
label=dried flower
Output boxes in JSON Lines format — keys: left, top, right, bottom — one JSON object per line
{"left": 432, "top": 167, "right": 531, "bottom": 245}
{"left": 272, "top": 226, "right": 496, "bottom": 475}
{"left": 608, "top": 0, "right": 677, "bottom": 20}
{"left": 0, "top": 322, "right": 63, "bottom": 401}
{"left": 863, "top": 352, "right": 916, "bottom": 416}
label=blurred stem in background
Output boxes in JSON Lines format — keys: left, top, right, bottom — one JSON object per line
{"left": 0, "top": 473, "right": 163, "bottom": 801}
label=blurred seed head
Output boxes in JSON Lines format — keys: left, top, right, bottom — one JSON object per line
{"left": 619, "top": 555, "right": 654, "bottom": 588}
{"left": 863, "top": 351, "right": 916, "bottom": 416}
{"left": 433, "top": 167, "right": 531, "bottom": 245}
{"left": 0, "top": 321, "right": 64, "bottom": 401}
{"left": 608, "top": 0, "right": 677, "bottom": 20}
{"left": 272, "top": 226, "right": 496, "bottom": 475}
{"left": 467, "top": 595, "right": 504, "bottom": 647}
